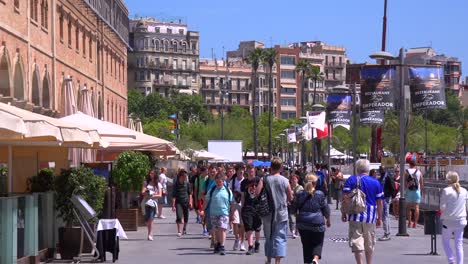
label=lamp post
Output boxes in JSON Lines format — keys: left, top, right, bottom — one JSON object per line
{"left": 370, "top": 48, "right": 408, "bottom": 236}
{"left": 279, "top": 133, "right": 286, "bottom": 161}
{"left": 310, "top": 104, "right": 325, "bottom": 166}
{"left": 300, "top": 116, "right": 308, "bottom": 168}
{"left": 220, "top": 88, "right": 229, "bottom": 140}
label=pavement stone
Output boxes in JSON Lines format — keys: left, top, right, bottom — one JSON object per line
{"left": 112, "top": 205, "right": 468, "bottom": 264}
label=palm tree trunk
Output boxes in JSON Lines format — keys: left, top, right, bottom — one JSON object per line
{"left": 268, "top": 66, "right": 273, "bottom": 160}
{"left": 252, "top": 71, "right": 258, "bottom": 159}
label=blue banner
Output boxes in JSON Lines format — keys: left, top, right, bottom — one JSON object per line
{"left": 360, "top": 66, "right": 396, "bottom": 111}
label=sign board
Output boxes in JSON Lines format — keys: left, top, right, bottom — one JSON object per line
{"left": 381, "top": 157, "right": 395, "bottom": 168}
{"left": 208, "top": 140, "right": 243, "bottom": 163}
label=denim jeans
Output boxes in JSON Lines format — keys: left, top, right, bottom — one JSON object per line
{"left": 382, "top": 197, "right": 391, "bottom": 236}
{"left": 442, "top": 219, "right": 466, "bottom": 264}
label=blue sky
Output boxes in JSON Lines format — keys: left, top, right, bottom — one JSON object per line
{"left": 124, "top": 0, "right": 467, "bottom": 79}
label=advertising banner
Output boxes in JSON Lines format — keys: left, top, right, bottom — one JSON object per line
{"left": 409, "top": 67, "right": 446, "bottom": 111}
{"left": 287, "top": 129, "right": 296, "bottom": 143}
{"left": 360, "top": 66, "right": 396, "bottom": 111}
{"left": 360, "top": 110, "right": 385, "bottom": 125}
{"left": 326, "top": 94, "right": 352, "bottom": 126}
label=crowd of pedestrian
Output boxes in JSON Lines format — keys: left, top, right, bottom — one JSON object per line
{"left": 138, "top": 157, "right": 466, "bottom": 264}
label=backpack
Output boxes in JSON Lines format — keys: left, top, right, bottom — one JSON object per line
{"left": 254, "top": 176, "right": 274, "bottom": 217}
{"left": 205, "top": 186, "right": 232, "bottom": 211}
{"left": 406, "top": 169, "right": 419, "bottom": 191}
{"left": 315, "top": 171, "right": 324, "bottom": 191}
{"left": 341, "top": 175, "right": 367, "bottom": 215}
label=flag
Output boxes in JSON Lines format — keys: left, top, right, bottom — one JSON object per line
{"left": 302, "top": 124, "right": 312, "bottom": 141}
{"left": 307, "top": 111, "right": 326, "bottom": 131}
{"left": 315, "top": 123, "right": 330, "bottom": 140}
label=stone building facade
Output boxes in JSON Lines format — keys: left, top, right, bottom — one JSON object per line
{"left": 128, "top": 17, "right": 199, "bottom": 97}
{"left": 0, "top": 0, "right": 129, "bottom": 125}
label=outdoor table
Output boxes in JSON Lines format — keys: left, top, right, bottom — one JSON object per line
{"left": 96, "top": 219, "right": 127, "bottom": 262}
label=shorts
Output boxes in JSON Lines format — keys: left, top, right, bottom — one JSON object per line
{"left": 176, "top": 203, "right": 189, "bottom": 224}
{"left": 144, "top": 205, "right": 156, "bottom": 222}
{"left": 406, "top": 190, "right": 421, "bottom": 204}
{"left": 242, "top": 207, "right": 262, "bottom": 232}
{"left": 232, "top": 204, "right": 242, "bottom": 225}
{"left": 348, "top": 221, "right": 375, "bottom": 253}
{"left": 197, "top": 199, "right": 204, "bottom": 211}
{"left": 210, "top": 215, "right": 230, "bottom": 230}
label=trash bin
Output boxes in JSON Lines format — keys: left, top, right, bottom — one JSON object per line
{"left": 424, "top": 210, "right": 442, "bottom": 235}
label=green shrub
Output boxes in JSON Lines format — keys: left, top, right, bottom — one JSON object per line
{"left": 27, "top": 168, "right": 55, "bottom": 192}
{"left": 112, "top": 151, "right": 150, "bottom": 193}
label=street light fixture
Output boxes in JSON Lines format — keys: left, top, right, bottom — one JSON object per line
{"left": 369, "top": 48, "right": 408, "bottom": 237}
{"left": 279, "top": 133, "right": 286, "bottom": 163}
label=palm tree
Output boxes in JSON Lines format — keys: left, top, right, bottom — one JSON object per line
{"left": 295, "top": 59, "right": 312, "bottom": 166}
{"left": 261, "top": 48, "right": 278, "bottom": 159}
{"left": 247, "top": 48, "right": 264, "bottom": 159}
{"left": 295, "top": 59, "right": 312, "bottom": 117}
{"left": 308, "top": 65, "right": 324, "bottom": 105}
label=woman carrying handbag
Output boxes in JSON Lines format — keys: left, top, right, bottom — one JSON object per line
{"left": 141, "top": 169, "right": 162, "bottom": 241}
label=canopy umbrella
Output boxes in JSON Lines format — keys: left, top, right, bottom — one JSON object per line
{"left": 61, "top": 76, "right": 77, "bottom": 116}
{"left": 0, "top": 102, "right": 106, "bottom": 192}
{"left": 192, "top": 150, "right": 227, "bottom": 161}
{"left": 135, "top": 118, "right": 143, "bottom": 133}
{"left": 77, "top": 85, "right": 96, "bottom": 164}
{"left": 252, "top": 160, "right": 264, "bottom": 167}
{"left": 127, "top": 116, "right": 136, "bottom": 131}
{"left": 60, "top": 112, "right": 178, "bottom": 156}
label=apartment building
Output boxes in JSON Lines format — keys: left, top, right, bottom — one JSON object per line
{"left": 0, "top": 0, "right": 129, "bottom": 124}
{"left": 128, "top": 17, "right": 199, "bottom": 97}
{"left": 226, "top": 41, "right": 277, "bottom": 116}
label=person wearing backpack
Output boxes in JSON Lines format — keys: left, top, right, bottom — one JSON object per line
{"left": 229, "top": 164, "right": 246, "bottom": 251}
{"left": 240, "top": 164, "right": 262, "bottom": 255}
{"left": 378, "top": 168, "right": 396, "bottom": 241}
{"left": 405, "top": 158, "right": 424, "bottom": 228}
{"left": 256, "top": 157, "right": 293, "bottom": 264}
{"left": 341, "top": 159, "right": 383, "bottom": 264}
{"left": 203, "top": 172, "right": 235, "bottom": 256}
{"left": 293, "top": 173, "right": 331, "bottom": 264}
{"left": 314, "top": 164, "right": 328, "bottom": 196}
{"left": 172, "top": 169, "right": 193, "bottom": 237}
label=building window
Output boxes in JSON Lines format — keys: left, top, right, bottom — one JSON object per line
{"left": 89, "top": 36, "right": 92, "bottom": 60}
{"left": 332, "top": 56, "right": 335, "bottom": 66}
{"left": 333, "top": 70, "right": 336, "bottom": 79}
{"left": 179, "top": 29, "right": 184, "bottom": 35}
{"left": 82, "top": 31, "right": 86, "bottom": 57}
{"left": 155, "top": 40, "right": 159, "bottom": 50}
{"left": 14, "top": 0, "right": 19, "bottom": 10}
{"left": 280, "top": 70, "right": 295, "bottom": 79}
{"left": 67, "top": 19, "right": 72, "bottom": 47}
{"left": 280, "top": 56, "right": 295, "bottom": 65}
{"left": 173, "top": 42, "right": 178, "bottom": 52}
{"left": 280, "top": 98, "right": 296, "bottom": 106}
{"left": 325, "top": 69, "right": 329, "bottom": 79}
{"left": 173, "top": 59, "right": 177, "bottom": 69}
{"left": 164, "top": 41, "right": 168, "bottom": 52}
{"left": 139, "top": 71, "right": 145, "bottom": 81}
{"left": 192, "top": 60, "right": 196, "bottom": 70}
{"left": 339, "top": 57, "right": 342, "bottom": 66}
{"left": 167, "top": 28, "right": 172, "bottom": 34}
{"left": 325, "top": 56, "right": 328, "bottom": 65}
{"left": 30, "top": 0, "right": 38, "bottom": 21}
{"left": 75, "top": 25, "right": 79, "bottom": 50}
{"left": 40, "top": 0, "right": 48, "bottom": 29}
{"left": 155, "top": 27, "right": 160, "bottom": 33}
{"left": 59, "top": 14, "right": 64, "bottom": 41}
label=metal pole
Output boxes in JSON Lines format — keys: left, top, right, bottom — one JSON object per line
{"left": 221, "top": 91, "right": 224, "bottom": 140}
{"left": 425, "top": 110, "right": 428, "bottom": 175}
{"left": 397, "top": 47, "right": 409, "bottom": 237}
{"left": 352, "top": 83, "right": 357, "bottom": 175}
{"left": 327, "top": 123, "right": 332, "bottom": 204}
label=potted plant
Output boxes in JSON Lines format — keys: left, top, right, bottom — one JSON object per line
{"left": 112, "top": 151, "right": 150, "bottom": 231}
{"left": 54, "top": 167, "right": 106, "bottom": 260}
{"left": 27, "top": 168, "right": 56, "bottom": 259}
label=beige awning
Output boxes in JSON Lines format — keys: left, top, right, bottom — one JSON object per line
{"left": 61, "top": 112, "right": 178, "bottom": 156}
{"left": 0, "top": 102, "right": 105, "bottom": 147}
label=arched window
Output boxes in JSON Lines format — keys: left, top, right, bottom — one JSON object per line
{"left": 97, "top": 92, "right": 103, "bottom": 120}
{"left": 154, "top": 39, "right": 160, "bottom": 51}
{"left": 31, "top": 66, "right": 41, "bottom": 105}
{"left": 0, "top": 48, "right": 11, "bottom": 97}
{"left": 42, "top": 71, "right": 50, "bottom": 108}
{"left": 40, "top": 0, "right": 48, "bottom": 29}
{"left": 173, "top": 41, "right": 178, "bottom": 53}
{"left": 164, "top": 40, "right": 169, "bottom": 52}
{"left": 13, "top": 56, "right": 25, "bottom": 101}
{"left": 182, "top": 42, "right": 187, "bottom": 53}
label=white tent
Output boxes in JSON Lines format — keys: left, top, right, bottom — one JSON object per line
{"left": 192, "top": 150, "right": 227, "bottom": 161}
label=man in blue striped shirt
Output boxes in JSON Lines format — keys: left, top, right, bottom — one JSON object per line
{"left": 342, "top": 159, "right": 383, "bottom": 264}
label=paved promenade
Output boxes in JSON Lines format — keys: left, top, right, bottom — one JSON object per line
{"left": 114, "top": 206, "right": 468, "bottom": 264}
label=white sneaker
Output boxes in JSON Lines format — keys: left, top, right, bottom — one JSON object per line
{"left": 177, "top": 232, "right": 182, "bottom": 237}
{"left": 233, "top": 239, "right": 239, "bottom": 251}
{"left": 148, "top": 235, "right": 153, "bottom": 241}
{"left": 239, "top": 242, "right": 246, "bottom": 251}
